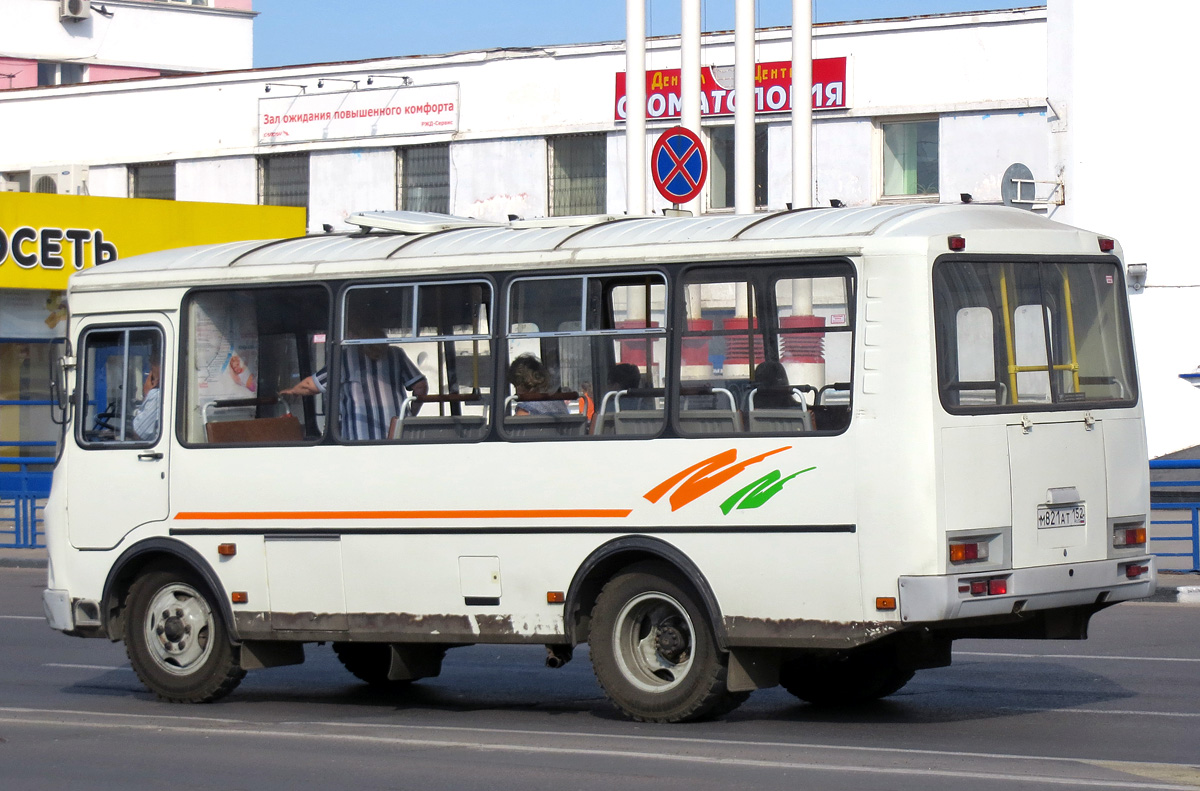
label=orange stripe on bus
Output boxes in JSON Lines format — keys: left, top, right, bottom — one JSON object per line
{"left": 173, "top": 509, "right": 633, "bottom": 521}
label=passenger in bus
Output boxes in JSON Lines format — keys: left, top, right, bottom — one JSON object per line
{"left": 509, "top": 353, "right": 567, "bottom": 415}
{"left": 752, "top": 361, "right": 799, "bottom": 409}
{"left": 131, "top": 359, "right": 162, "bottom": 441}
{"left": 281, "top": 316, "right": 428, "bottom": 441}
{"left": 606, "top": 362, "right": 652, "bottom": 409}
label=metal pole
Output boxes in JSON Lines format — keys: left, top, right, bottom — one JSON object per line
{"left": 791, "top": 0, "right": 812, "bottom": 208}
{"left": 681, "top": 0, "right": 702, "bottom": 215}
{"left": 626, "top": 0, "right": 647, "bottom": 216}
{"left": 734, "top": 0, "right": 755, "bottom": 214}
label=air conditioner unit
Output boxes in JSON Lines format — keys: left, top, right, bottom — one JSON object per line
{"left": 60, "top": 0, "right": 91, "bottom": 21}
{"left": 30, "top": 165, "right": 90, "bottom": 195}
{"left": 1, "top": 179, "right": 20, "bottom": 192}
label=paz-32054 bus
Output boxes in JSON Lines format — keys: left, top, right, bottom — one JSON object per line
{"left": 42, "top": 205, "right": 1154, "bottom": 722}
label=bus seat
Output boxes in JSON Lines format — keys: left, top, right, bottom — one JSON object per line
{"left": 747, "top": 409, "right": 813, "bottom": 433}
{"left": 678, "top": 410, "right": 742, "bottom": 434}
{"left": 611, "top": 410, "right": 664, "bottom": 436}
{"left": 205, "top": 415, "right": 303, "bottom": 444}
{"left": 503, "top": 414, "right": 588, "bottom": 438}
{"left": 389, "top": 415, "right": 489, "bottom": 441}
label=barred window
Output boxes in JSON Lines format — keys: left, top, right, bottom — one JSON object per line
{"left": 130, "top": 162, "right": 176, "bottom": 201}
{"left": 548, "top": 134, "right": 607, "bottom": 217}
{"left": 259, "top": 153, "right": 309, "bottom": 213}
{"left": 399, "top": 144, "right": 450, "bottom": 214}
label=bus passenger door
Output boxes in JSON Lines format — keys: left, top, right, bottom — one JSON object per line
{"left": 68, "top": 318, "right": 172, "bottom": 550}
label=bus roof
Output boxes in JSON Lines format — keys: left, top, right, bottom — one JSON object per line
{"left": 69, "top": 204, "right": 1101, "bottom": 293}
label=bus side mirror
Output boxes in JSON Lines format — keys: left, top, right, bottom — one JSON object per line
{"left": 51, "top": 353, "right": 76, "bottom": 424}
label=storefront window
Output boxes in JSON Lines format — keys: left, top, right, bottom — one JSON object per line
{"left": 882, "top": 120, "right": 939, "bottom": 197}
{"left": 399, "top": 144, "right": 450, "bottom": 214}
{"left": 708, "top": 125, "right": 768, "bottom": 210}
{"left": 548, "top": 134, "right": 607, "bottom": 217}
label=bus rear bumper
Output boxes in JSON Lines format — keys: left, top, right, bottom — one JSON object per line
{"left": 898, "top": 556, "right": 1156, "bottom": 623}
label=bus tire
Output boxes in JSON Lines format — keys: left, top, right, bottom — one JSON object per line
{"left": 124, "top": 568, "right": 245, "bottom": 703}
{"left": 779, "top": 649, "right": 914, "bottom": 707}
{"left": 589, "top": 562, "right": 741, "bottom": 723}
{"left": 331, "top": 642, "right": 412, "bottom": 687}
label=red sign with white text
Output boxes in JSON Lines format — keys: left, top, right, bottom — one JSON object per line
{"left": 614, "top": 58, "right": 846, "bottom": 121}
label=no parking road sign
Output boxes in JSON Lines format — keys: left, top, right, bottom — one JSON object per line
{"left": 651, "top": 126, "right": 708, "bottom": 204}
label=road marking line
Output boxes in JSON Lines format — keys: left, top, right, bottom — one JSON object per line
{"left": 0, "top": 707, "right": 242, "bottom": 724}
{"left": 999, "top": 706, "right": 1200, "bottom": 719}
{"left": 0, "top": 615, "right": 44, "bottom": 621}
{"left": 0, "top": 714, "right": 1193, "bottom": 790}
{"left": 43, "top": 663, "right": 133, "bottom": 672}
{"left": 958, "top": 651, "right": 1200, "bottom": 663}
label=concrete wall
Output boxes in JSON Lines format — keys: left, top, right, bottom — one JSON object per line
{"left": 0, "top": 0, "right": 254, "bottom": 76}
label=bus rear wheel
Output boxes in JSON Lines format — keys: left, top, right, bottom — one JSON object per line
{"left": 589, "top": 563, "right": 745, "bottom": 723}
{"left": 124, "top": 567, "right": 245, "bottom": 703}
{"left": 779, "top": 647, "right": 914, "bottom": 707}
{"left": 332, "top": 642, "right": 412, "bottom": 687}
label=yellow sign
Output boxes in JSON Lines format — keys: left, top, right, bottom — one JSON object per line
{"left": 0, "top": 193, "right": 306, "bottom": 290}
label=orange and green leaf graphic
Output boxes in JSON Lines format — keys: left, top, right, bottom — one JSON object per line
{"left": 644, "top": 446, "right": 792, "bottom": 512}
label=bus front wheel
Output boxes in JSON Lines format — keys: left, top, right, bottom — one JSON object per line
{"left": 589, "top": 563, "right": 745, "bottom": 723}
{"left": 124, "top": 568, "right": 245, "bottom": 703}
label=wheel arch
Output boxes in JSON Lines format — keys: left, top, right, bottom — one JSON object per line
{"left": 564, "top": 535, "right": 728, "bottom": 649}
{"left": 101, "top": 537, "right": 236, "bottom": 643}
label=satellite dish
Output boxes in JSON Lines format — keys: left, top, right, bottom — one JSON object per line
{"left": 1001, "top": 163, "right": 1036, "bottom": 210}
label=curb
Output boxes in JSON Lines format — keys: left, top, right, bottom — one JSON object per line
{"left": 0, "top": 557, "right": 47, "bottom": 569}
{"left": 1178, "top": 586, "right": 1200, "bottom": 604}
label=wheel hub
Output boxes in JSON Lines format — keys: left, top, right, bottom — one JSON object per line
{"left": 655, "top": 623, "right": 687, "bottom": 662}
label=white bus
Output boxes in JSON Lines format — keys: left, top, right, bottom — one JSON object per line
{"left": 42, "top": 205, "right": 1154, "bottom": 723}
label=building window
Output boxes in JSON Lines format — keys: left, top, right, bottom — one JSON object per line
{"left": 130, "top": 162, "right": 176, "bottom": 201}
{"left": 37, "top": 62, "right": 86, "bottom": 87}
{"left": 548, "top": 134, "right": 607, "bottom": 217}
{"left": 882, "top": 120, "right": 939, "bottom": 197}
{"left": 708, "top": 125, "right": 768, "bottom": 210}
{"left": 398, "top": 143, "right": 450, "bottom": 214}
{"left": 259, "top": 153, "right": 309, "bottom": 216}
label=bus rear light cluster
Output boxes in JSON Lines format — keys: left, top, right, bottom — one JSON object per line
{"left": 1125, "top": 563, "right": 1149, "bottom": 579}
{"left": 959, "top": 577, "right": 1008, "bottom": 597}
{"left": 1113, "top": 525, "right": 1147, "bottom": 547}
{"left": 949, "top": 540, "right": 989, "bottom": 563}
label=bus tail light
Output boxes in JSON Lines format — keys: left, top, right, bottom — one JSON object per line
{"left": 1113, "top": 524, "right": 1146, "bottom": 548}
{"left": 1125, "top": 563, "right": 1149, "bottom": 579}
{"left": 962, "top": 576, "right": 1010, "bottom": 597}
{"left": 950, "top": 541, "right": 989, "bottom": 563}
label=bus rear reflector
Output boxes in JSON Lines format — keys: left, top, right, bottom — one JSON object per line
{"left": 950, "top": 541, "right": 989, "bottom": 563}
{"left": 988, "top": 579, "right": 1007, "bottom": 595}
{"left": 1125, "top": 564, "right": 1148, "bottom": 579}
{"left": 547, "top": 591, "right": 565, "bottom": 604}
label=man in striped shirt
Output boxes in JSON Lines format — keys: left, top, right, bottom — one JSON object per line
{"left": 282, "top": 343, "right": 428, "bottom": 441}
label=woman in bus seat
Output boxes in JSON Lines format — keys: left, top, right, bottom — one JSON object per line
{"left": 508, "top": 354, "right": 568, "bottom": 416}
{"left": 281, "top": 313, "right": 428, "bottom": 441}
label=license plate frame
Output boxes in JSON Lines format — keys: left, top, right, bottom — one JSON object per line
{"left": 1037, "top": 503, "right": 1086, "bottom": 529}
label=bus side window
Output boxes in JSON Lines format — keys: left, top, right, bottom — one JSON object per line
{"left": 341, "top": 280, "right": 493, "bottom": 444}
{"left": 183, "top": 286, "right": 329, "bottom": 445}
{"left": 78, "top": 327, "right": 164, "bottom": 446}
{"left": 504, "top": 274, "right": 666, "bottom": 439}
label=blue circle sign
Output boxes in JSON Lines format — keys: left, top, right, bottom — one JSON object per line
{"left": 651, "top": 126, "right": 708, "bottom": 204}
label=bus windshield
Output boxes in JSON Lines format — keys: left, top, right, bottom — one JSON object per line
{"left": 933, "top": 259, "right": 1137, "bottom": 411}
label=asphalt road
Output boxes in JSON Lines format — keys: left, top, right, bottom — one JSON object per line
{"left": 2, "top": 566, "right": 1198, "bottom": 791}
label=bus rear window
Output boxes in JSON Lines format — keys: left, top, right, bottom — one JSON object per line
{"left": 933, "top": 259, "right": 1137, "bottom": 412}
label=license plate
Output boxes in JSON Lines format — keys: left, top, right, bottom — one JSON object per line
{"left": 1037, "top": 503, "right": 1086, "bottom": 528}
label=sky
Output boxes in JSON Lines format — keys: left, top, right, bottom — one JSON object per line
{"left": 252, "top": 1, "right": 1045, "bottom": 69}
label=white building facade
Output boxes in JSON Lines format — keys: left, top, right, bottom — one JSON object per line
{"left": 0, "top": 0, "right": 1194, "bottom": 456}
